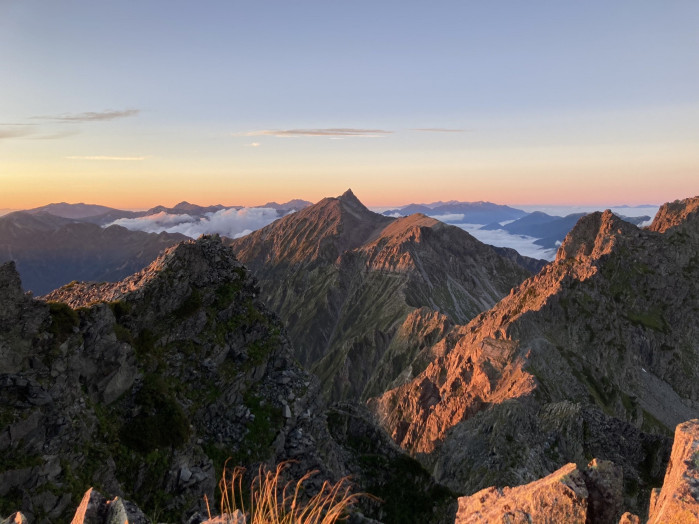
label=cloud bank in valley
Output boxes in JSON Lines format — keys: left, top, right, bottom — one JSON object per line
{"left": 108, "top": 207, "right": 284, "bottom": 239}
{"left": 455, "top": 223, "right": 558, "bottom": 261}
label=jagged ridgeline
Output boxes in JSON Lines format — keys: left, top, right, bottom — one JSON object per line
{"left": 0, "top": 236, "right": 325, "bottom": 521}
{"left": 0, "top": 235, "right": 459, "bottom": 523}
{"left": 228, "top": 189, "right": 541, "bottom": 402}
{"left": 370, "top": 196, "right": 699, "bottom": 517}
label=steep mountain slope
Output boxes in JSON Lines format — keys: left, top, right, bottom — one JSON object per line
{"left": 1, "top": 236, "right": 458, "bottom": 523}
{"left": 371, "top": 196, "right": 699, "bottom": 514}
{"left": 1, "top": 237, "right": 321, "bottom": 521}
{"left": 0, "top": 211, "right": 187, "bottom": 294}
{"left": 229, "top": 190, "right": 534, "bottom": 401}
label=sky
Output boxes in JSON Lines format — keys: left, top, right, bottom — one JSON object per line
{"left": 1, "top": 1, "right": 698, "bottom": 209}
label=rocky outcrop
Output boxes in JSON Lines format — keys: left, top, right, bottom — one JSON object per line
{"left": 455, "top": 459, "right": 622, "bottom": 523}
{"left": 647, "top": 196, "right": 699, "bottom": 233}
{"left": 453, "top": 419, "right": 699, "bottom": 523}
{"left": 70, "top": 488, "right": 148, "bottom": 524}
{"left": 0, "top": 236, "right": 342, "bottom": 522}
{"left": 647, "top": 419, "right": 699, "bottom": 523}
{"left": 229, "top": 190, "right": 534, "bottom": 401}
{"left": 371, "top": 197, "right": 699, "bottom": 514}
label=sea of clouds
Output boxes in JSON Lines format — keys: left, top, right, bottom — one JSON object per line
{"left": 109, "top": 203, "right": 660, "bottom": 261}
{"left": 455, "top": 223, "right": 559, "bottom": 260}
{"left": 441, "top": 205, "right": 659, "bottom": 262}
{"left": 108, "top": 207, "right": 284, "bottom": 239}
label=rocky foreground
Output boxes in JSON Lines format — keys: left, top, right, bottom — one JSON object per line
{"left": 2, "top": 417, "right": 698, "bottom": 523}
{"left": 455, "top": 419, "right": 699, "bottom": 523}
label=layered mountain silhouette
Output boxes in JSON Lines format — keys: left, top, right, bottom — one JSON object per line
{"left": 370, "top": 196, "right": 699, "bottom": 516}
{"left": 1, "top": 199, "right": 314, "bottom": 295}
{"left": 481, "top": 210, "right": 652, "bottom": 249}
{"left": 383, "top": 200, "right": 527, "bottom": 224}
{"left": 0, "top": 211, "right": 187, "bottom": 294}
{"left": 229, "top": 190, "right": 540, "bottom": 401}
{"left": 2, "top": 191, "right": 699, "bottom": 523}
{"left": 28, "top": 199, "right": 313, "bottom": 226}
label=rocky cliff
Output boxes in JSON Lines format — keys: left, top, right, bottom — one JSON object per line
{"left": 455, "top": 459, "right": 623, "bottom": 524}
{"left": 647, "top": 419, "right": 699, "bottom": 523}
{"left": 1, "top": 235, "right": 457, "bottom": 523}
{"left": 371, "top": 196, "right": 699, "bottom": 515}
{"left": 0, "top": 236, "right": 339, "bottom": 522}
{"left": 229, "top": 190, "right": 536, "bottom": 401}
{"left": 455, "top": 418, "right": 699, "bottom": 523}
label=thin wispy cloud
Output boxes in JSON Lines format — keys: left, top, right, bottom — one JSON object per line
{"left": 411, "top": 128, "right": 468, "bottom": 133}
{"left": 246, "top": 142, "right": 261, "bottom": 147}
{"left": 240, "top": 128, "right": 392, "bottom": 138}
{"left": 66, "top": 155, "right": 146, "bottom": 161}
{"left": 0, "top": 127, "right": 35, "bottom": 139}
{"left": 33, "top": 130, "right": 80, "bottom": 140}
{"left": 38, "top": 109, "right": 140, "bottom": 122}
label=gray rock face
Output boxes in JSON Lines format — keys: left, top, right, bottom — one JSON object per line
{"left": 0, "top": 236, "right": 344, "bottom": 522}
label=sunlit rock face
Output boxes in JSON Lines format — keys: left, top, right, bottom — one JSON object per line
{"left": 647, "top": 419, "right": 699, "bottom": 524}
{"left": 371, "top": 196, "right": 699, "bottom": 515}
{"left": 455, "top": 459, "right": 623, "bottom": 524}
{"left": 454, "top": 419, "right": 699, "bottom": 524}
{"left": 229, "top": 189, "right": 536, "bottom": 401}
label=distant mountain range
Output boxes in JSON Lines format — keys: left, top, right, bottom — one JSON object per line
{"left": 0, "top": 211, "right": 188, "bottom": 294}
{"left": 0, "top": 199, "right": 313, "bottom": 294}
{"left": 25, "top": 199, "right": 314, "bottom": 226}
{"left": 383, "top": 200, "right": 527, "bottom": 224}
{"left": 386, "top": 201, "right": 652, "bottom": 251}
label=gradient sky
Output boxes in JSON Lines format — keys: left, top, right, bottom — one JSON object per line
{"left": 1, "top": 1, "right": 698, "bottom": 209}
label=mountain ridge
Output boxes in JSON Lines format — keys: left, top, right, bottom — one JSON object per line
{"left": 370, "top": 196, "right": 699, "bottom": 514}
{"left": 229, "top": 190, "right": 535, "bottom": 401}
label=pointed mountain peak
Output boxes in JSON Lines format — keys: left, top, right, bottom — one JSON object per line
{"left": 556, "top": 210, "right": 637, "bottom": 262}
{"left": 647, "top": 196, "right": 699, "bottom": 233}
{"left": 337, "top": 188, "right": 366, "bottom": 208}
{"left": 339, "top": 188, "right": 358, "bottom": 200}
{"left": 333, "top": 189, "right": 378, "bottom": 220}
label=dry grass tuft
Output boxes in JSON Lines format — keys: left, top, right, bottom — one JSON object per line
{"left": 208, "top": 460, "right": 367, "bottom": 523}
